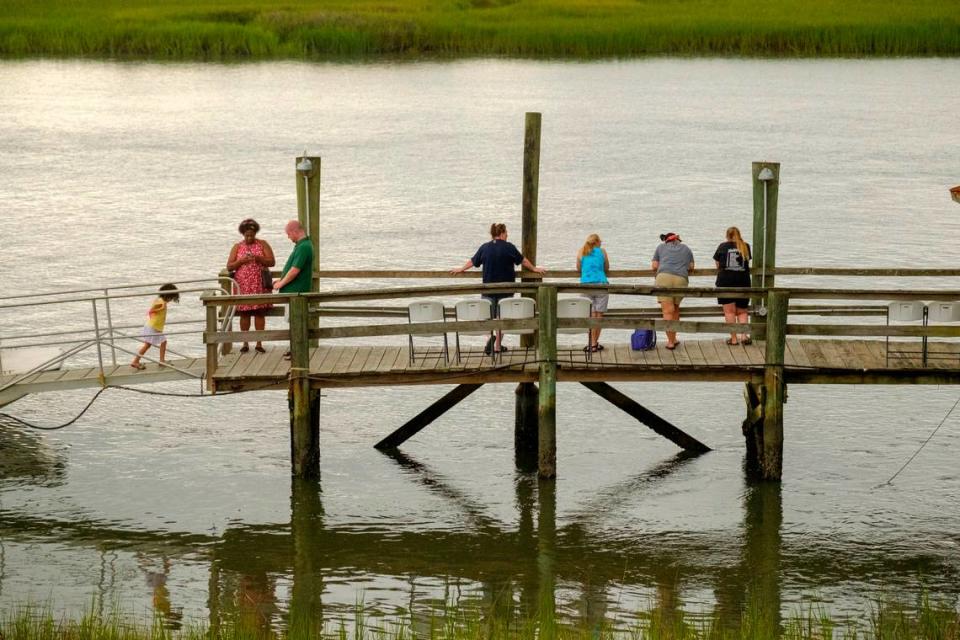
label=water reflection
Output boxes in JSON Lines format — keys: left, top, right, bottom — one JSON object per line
{"left": 0, "top": 427, "right": 66, "bottom": 486}
{"left": 0, "top": 447, "right": 954, "bottom": 631}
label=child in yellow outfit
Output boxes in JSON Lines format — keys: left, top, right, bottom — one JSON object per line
{"left": 130, "top": 283, "right": 180, "bottom": 370}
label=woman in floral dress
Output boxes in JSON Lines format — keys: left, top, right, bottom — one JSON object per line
{"left": 226, "top": 218, "right": 275, "bottom": 353}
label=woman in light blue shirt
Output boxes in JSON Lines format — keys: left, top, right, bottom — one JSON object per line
{"left": 577, "top": 233, "right": 610, "bottom": 352}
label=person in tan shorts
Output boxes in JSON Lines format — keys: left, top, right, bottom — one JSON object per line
{"left": 652, "top": 232, "right": 694, "bottom": 350}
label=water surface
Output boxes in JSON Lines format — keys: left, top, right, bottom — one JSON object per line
{"left": 1, "top": 58, "right": 959, "bottom": 629}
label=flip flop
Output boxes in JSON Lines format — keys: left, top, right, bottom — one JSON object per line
{"left": 240, "top": 345, "right": 250, "bottom": 353}
{"left": 130, "top": 363, "right": 146, "bottom": 370}
{"left": 742, "top": 337, "right": 753, "bottom": 345}
{"left": 255, "top": 345, "right": 266, "bottom": 354}
{"left": 726, "top": 338, "right": 739, "bottom": 345}
{"left": 665, "top": 341, "right": 680, "bottom": 350}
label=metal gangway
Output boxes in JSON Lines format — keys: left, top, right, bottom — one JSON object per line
{"left": 0, "top": 279, "right": 237, "bottom": 407}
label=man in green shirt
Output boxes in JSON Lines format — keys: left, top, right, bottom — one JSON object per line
{"left": 272, "top": 220, "right": 314, "bottom": 294}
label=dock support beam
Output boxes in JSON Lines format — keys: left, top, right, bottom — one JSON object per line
{"left": 744, "top": 290, "right": 787, "bottom": 481}
{"left": 374, "top": 384, "right": 484, "bottom": 450}
{"left": 516, "top": 112, "right": 542, "bottom": 471}
{"left": 537, "top": 286, "right": 558, "bottom": 479}
{"left": 289, "top": 296, "right": 320, "bottom": 478}
{"left": 580, "top": 382, "right": 710, "bottom": 453}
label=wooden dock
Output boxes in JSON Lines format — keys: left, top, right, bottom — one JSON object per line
{"left": 210, "top": 339, "right": 960, "bottom": 390}
{"left": 5, "top": 142, "right": 960, "bottom": 485}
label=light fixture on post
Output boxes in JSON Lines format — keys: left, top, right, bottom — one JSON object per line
{"left": 296, "top": 154, "right": 313, "bottom": 225}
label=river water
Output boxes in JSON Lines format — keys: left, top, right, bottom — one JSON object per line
{"left": 1, "top": 59, "right": 959, "bottom": 631}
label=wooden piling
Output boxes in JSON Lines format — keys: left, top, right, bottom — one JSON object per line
{"left": 516, "top": 112, "right": 542, "bottom": 469}
{"left": 537, "top": 285, "right": 558, "bottom": 478}
{"left": 760, "top": 290, "right": 788, "bottom": 480}
{"left": 289, "top": 296, "right": 320, "bottom": 477}
{"left": 514, "top": 382, "right": 539, "bottom": 472}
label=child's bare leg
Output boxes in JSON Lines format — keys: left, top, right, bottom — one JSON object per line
{"left": 159, "top": 340, "right": 167, "bottom": 363}
{"left": 131, "top": 342, "right": 150, "bottom": 367}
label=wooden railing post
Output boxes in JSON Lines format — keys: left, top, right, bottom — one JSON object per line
{"left": 289, "top": 296, "right": 320, "bottom": 478}
{"left": 537, "top": 285, "right": 558, "bottom": 479}
{"left": 760, "top": 290, "right": 788, "bottom": 480}
{"left": 205, "top": 301, "right": 219, "bottom": 392}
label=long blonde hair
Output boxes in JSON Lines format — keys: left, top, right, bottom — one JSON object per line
{"left": 726, "top": 227, "right": 750, "bottom": 262}
{"left": 579, "top": 233, "right": 601, "bottom": 258}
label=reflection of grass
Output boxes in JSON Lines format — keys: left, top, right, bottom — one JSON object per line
{"left": 3, "top": 595, "right": 960, "bottom": 639}
{"left": 0, "top": 0, "right": 957, "bottom": 59}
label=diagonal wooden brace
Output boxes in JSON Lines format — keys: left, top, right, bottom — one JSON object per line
{"left": 374, "top": 383, "right": 484, "bottom": 450}
{"left": 580, "top": 382, "right": 711, "bottom": 453}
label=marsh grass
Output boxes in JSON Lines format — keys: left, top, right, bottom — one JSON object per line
{"left": 2, "top": 594, "right": 959, "bottom": 640}
{"left": 0, "top": 0, "right": 957, "bottom": 59}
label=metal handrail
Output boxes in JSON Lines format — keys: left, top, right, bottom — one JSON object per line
{"left": 0, "top": 277, "right": 234, "bottom": 304}
{"left": 0, "top": 279, "right": 236, "bottom": 389}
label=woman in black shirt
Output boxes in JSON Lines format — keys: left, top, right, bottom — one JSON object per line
{"left": 713, "top": 226, "right": 752, "bottom": 345}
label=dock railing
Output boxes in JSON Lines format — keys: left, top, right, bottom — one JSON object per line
{"left": 201, "top": 281, "right": 960, "bottom": 390}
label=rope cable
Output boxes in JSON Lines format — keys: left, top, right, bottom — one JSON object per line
{"left": 884, "top": 391, "right": 960, "bottom": 485}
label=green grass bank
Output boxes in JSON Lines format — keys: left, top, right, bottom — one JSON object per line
{"left": 3, "top": 597, "right": 959, "bottom": 640}
{"left": 0, "top": 0, "right": 958, "bottom": 60}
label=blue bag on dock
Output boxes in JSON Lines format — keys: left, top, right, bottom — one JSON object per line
{"left": 631, "top": 329, "right": 656, "bottom": 351}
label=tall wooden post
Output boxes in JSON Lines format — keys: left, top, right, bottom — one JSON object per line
{"left": 296, "top": 155, "right": 321, "bottom": 348}
{"left": 516, "top": 112, "right": 542, "bottom": 469}
{"left": 520, "top": 112, "right": 542, "bottom": 333}
{"left": 289, "top": 296, "right": 320, "bottom": 477}
{"left": 751, "top": 162, "right": 780, "bottom": 339}
{"left": 537, "top": 285, "right": 558, "bottom": 479}
{"left": 295, "top": 155, "right": 322, "bottom": 285}
{"left": 760, "top": 290, "right": 787, "bottom": 480}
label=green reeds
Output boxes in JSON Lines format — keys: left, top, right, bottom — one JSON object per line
{"left": 0, "top": 0, "right": 957, "bottom": 59}
{"left": 2, "top": 595, "right": 959, "bottom": 640}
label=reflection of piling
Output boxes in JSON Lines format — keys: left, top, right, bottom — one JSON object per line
{"left": 537, "top": 478, "right": 557, "bottom": 638}
{"left": 290, "top": 478, "right": 324, "bottom": 634}
{"left": 743, "top": 481, "right": 783, "bottom": 637}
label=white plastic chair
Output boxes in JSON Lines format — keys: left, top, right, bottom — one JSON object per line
{"left": 558, "top": 297, "right": 593, "bottom": 360}
{"left": 886, "top": 301, "right": 927, "bottom": 366}
{"left": 407, "top": 301, "right": 448, "bottom": 365}
{"left": 927, "top": 302, "right": 960, "bottom": 323}
{"left": 453, "top": 299, "right": 493, "bottom": 363}
{"left": 498, "top": 297, "right": 535, "bottom": 360}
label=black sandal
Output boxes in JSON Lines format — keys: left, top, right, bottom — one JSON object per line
{"left": 240, "top": 345, "right": 250, "bottom": 353}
